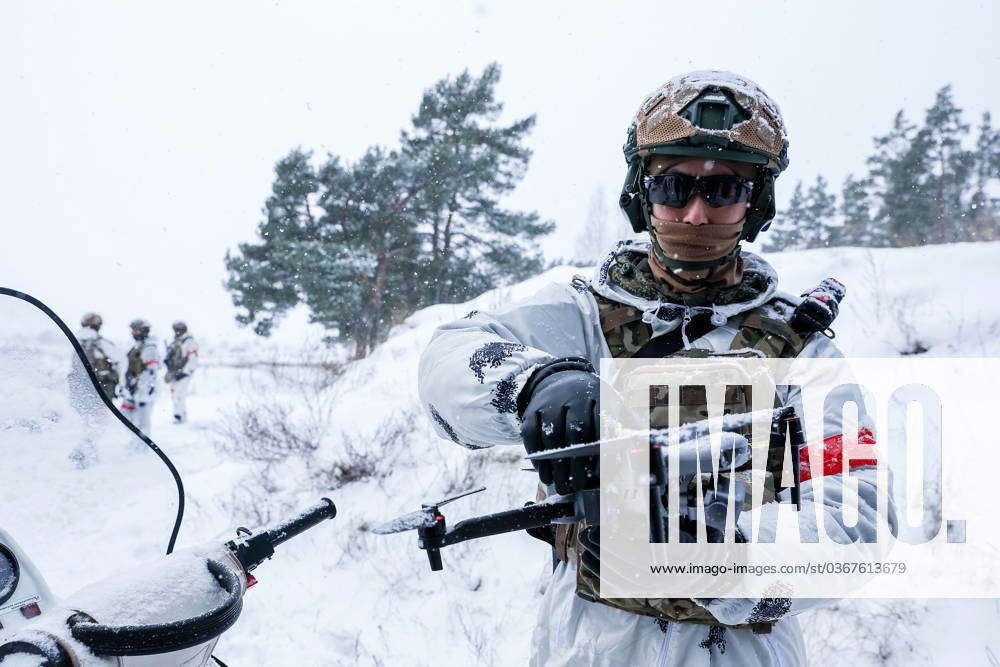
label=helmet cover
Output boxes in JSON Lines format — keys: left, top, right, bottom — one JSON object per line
{"left": 628, "top": 70, "right": 788, "bottom": 172}
{"left": 81, "top": 312, "right": 103, "bottom": 330}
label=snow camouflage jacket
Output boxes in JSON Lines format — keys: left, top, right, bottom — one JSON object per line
{"left": 165, "top": 333, "right": 198, "bottom": 383}
{"left": 74, "top": 327, "right": 120, "bottom": 399}
{"left": 124, "top": 336, "right": 159, "bottom": 401}
{"left": 418, "top": 240, "right": 895, "bottom": 667}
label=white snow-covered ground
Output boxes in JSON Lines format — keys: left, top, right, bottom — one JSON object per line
{"left": 3, "top": 242, "right": 1000, "bottom": 666}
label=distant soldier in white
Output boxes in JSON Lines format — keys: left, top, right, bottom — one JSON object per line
{"left": 74, "top": 312, "right": 120, "bottom": 402}
{"left": 67, "top": 312, "right": 120, "bottom": 467}
{"left": 121, "top": 318, "right": 159, "bottom": 434}
{"left": 164, "top": 320, "right": 198, "bottom": 424}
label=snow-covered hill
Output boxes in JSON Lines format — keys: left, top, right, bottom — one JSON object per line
{"left": 3, "top": 242, "right": 1000, "bottom": 665}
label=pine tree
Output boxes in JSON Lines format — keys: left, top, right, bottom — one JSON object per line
{"left": 225, "top": 65, "right": 551, "bottom": 358}
{"left": 307, "top": 148, "right": 423, "bottom": 358}
{"left": 224, "top": 148, "right": 320, "bottom": 337}
{"left": 921, "top": 85, "right": 972, "bottom": 243}
{"left": 762, "top": 180, "right": 808, "bottom": 252}
{"left": 225, "top": 148, "right": 421, "bottom": 359}
{"left": 767, "top": 86, "right": 992, "bottom": 249}
{"left": 401, "top": 63, "right": 553, "bottom": 304}
{"left": 801, "top": 175, "right": 837, "bottom": 248}
{"left": 968, "top": 111, "right": 1000, "bottom": 241}
{"left": 835, "top": 174, "right": 886, "bottom": 247}
{"left": 867, "top": 111, "right": 935, "bottom": 246}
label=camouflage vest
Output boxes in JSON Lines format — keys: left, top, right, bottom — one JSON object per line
{"left": 557, "top": 288, "right": 806, "bottom": 631}
{"left": 165, "top": 336, "right": 189, "bottom": 375}
{"left": 126, "top": 344, "right": 145, "bottom": 384}
{"left": 82, "top": 336, "right": 119, "bottom": 398}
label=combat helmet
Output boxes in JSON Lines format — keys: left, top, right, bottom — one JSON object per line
{"left": 129, "top": 318, "right": 151, "bottom": 340}
{"left": 619, "top": 71, "right": 789, "bottom": 273}
{"left": 172, "top": 320, "right": 188, "bottom": 336}
{"left": 81, "top": 312, "right": 103, "bottom": 331}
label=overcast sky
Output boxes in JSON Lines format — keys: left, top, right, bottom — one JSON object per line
{"left": 1, "top": 0, "right": 997, "bottom": 344}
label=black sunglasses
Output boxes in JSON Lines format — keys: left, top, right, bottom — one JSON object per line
{"left": 644, "top": 172, "right": 754, "bottom": 209}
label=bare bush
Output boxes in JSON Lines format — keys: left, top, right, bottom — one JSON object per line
{"left": 222, "top": 469, "right": 295, "bottom": 528}
{"left": 311, "top": 436, "right": 379, "bottom": 491}
{"left": 859, "top": 250, "right": 930, "bottom": 355}
{"left": 210, "top": 338, "right": 347, "bottom": 393}
{"left": 311, "top": 409, "right": 416, "bottom": 492}
{"left": 806, "top": 598, "right": 926, "bottom": 665}
{"left": 944, "top": 307, "right": 1000, "bottom": 357}
{"left": 214, "top": 357, "right": 342, "bottom": 467}
{"left": 861, "top": 250, "right": 886, "bottom": 320}
{"left": 313, "top": 628, "right": 384, "bottom": 667}
{"left": 452, "top": 600, "right": 497, "bottom": 667}
{"left": 336, "top": 519, "right": 380, "bottom": 567}
{"left": 889, "top": 295, "right": 930, "bottom": 355}
{"left": 440, "top": 446, "right": 523, "bottom": 498}
{"left": 213, "top": 358, "right": 344, "bottom": 524}
{"left": 441, "top": 449, "right": 493, "bottom": 497}
{"left": 216, "top": 399, "right": 323, "bottom": 464}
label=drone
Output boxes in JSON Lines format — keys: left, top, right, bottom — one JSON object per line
{"left": 375, "top": 407, "right": 804, "bottom": 571}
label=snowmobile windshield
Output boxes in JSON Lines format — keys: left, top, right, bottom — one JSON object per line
{"left": 0, "top": 291, "right": 183, "bottom": 596}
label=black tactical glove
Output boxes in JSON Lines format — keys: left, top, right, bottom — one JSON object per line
{"left": 789, "top": 277, "right": 845, "bottom": 336}
{"left": 517, "top": 357, "right": 599, "bottom": 496}
{"left": 174, "top": 371, "right": 189, "bottom": 381}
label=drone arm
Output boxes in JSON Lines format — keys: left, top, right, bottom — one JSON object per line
{"left": 440, "top": 501, "right": 575, "bottom": 548}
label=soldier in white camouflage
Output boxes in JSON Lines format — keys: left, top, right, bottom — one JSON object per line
{"left": 121, "top": 318, "right": 159, "bottom": 435}
{"left": 67, "top": 312, "right": 120, "bottom": 467}
{"left": 73, "top": 312, "right": 120, "bottom": 401}
{"left": 164, "top": 320, "right": 198, "bottom": 424}
{"left": 419, "top": 71, "right": 893, "bottom": 666}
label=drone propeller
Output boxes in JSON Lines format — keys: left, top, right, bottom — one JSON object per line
{"left": 422, "top": 485, "right": 485, "bottom": 509}
{"left": 371, "top": 507, "right": 438, "bottom": 535}
{"left": 372, "top": 486, "right": 486, "bottom": 535}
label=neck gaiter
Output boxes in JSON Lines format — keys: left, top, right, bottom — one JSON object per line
{"left": 647, "top": 215, "right": 744, "bottom": 294}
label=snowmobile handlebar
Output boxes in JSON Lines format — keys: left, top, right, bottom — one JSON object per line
{"left": 227, "top": 497, "right": 337, "bottom": 572}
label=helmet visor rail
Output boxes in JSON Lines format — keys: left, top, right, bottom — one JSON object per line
{"left": 644, "top": 172, "right": 753, "bottom": 209}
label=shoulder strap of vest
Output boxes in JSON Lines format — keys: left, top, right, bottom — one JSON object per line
{"left": 729, "top": 300, "right": 806, "bottom": 359}
{"left": 589, "top": 288, "right": 653, "bottom": 357}
{"left": 592, "top": 287, "right": 807, "bottom": 360}
{"left": 590, "top": 289, "right": 643, "bottom": 332}
{"left": 633, "top": 313, "right": 715, "bottom": 358}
